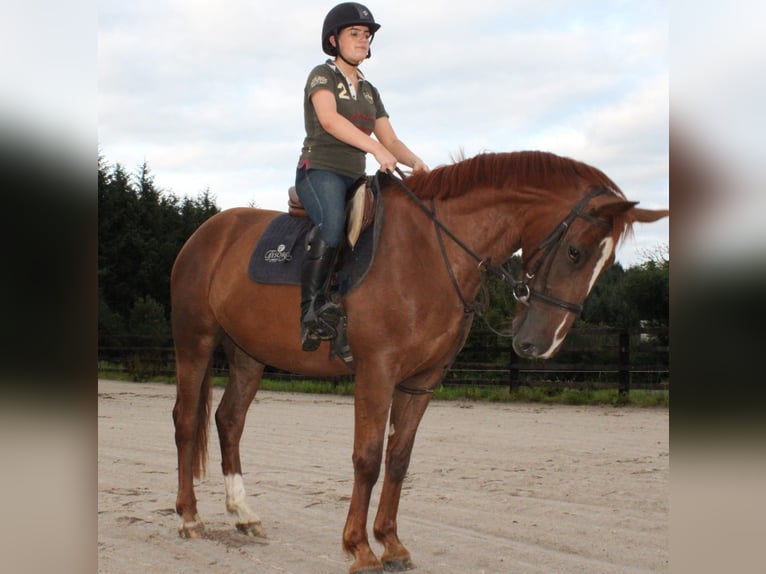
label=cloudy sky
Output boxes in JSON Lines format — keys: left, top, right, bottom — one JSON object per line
{"left": 99, "top": 0, "right": 669, "bottom": 267}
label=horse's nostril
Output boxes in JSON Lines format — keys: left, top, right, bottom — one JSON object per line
{"left": 515, "top": 341, "right": 536, "bottom": 357}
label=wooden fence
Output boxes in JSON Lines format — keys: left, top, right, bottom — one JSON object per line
{"left": 445, "top": 327, "right": 668, "bottom": 394}
{"left": 98, "top": 326, "right": 668, "bottom": 394}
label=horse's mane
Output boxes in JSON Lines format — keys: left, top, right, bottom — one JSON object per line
{"left": 404, "top": 151, "right": 624, "bottom": 201}
{"left": 401, "top": 150, "right": 635, "bottom": 245}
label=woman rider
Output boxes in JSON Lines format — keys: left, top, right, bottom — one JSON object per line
{"left": 295, "top": 2, "right": 429, "bottom": 351}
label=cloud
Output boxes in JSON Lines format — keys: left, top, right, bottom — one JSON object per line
{"left": 98, "top": 0, "right": 668, "bottom": 266}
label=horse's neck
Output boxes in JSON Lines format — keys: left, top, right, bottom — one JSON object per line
{"left": 391, "top": 186, "right": 523, "bottom": 298}
{"left": 431, "top": 187, "right": 523, "bottom": 265}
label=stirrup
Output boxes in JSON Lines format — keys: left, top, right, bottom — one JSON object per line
{"left": 301, "top": 318, "right": 336, "bottom": 351}
{"left": 301, "top": 306, "right": 339, "bottom": 352}
{"left": 314, "top": 317, "right": 338, "bottom": 340}
{"left": 316, "top": 300, "right": 343, "bottom": 324}
{"left": 301, "top": 327, "right": 322, "bottom": 352}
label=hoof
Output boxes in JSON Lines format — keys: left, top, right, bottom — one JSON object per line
{"left": 178, "top": 520, "right": 205, "bottom": 539}
{"left": 236, "top": 521, "right": 267, "bottom": 538}
{"left": 350, "top": 559, "right": 384, "bottom": 574}
{"left": 349, "top": 547, "right": 384, "bottom": 574}
{"left": 383, "top": 557, "right": 414, "bottom": 571}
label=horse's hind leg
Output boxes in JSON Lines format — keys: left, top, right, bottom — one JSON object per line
{"left": 373, "top": 370, "right": 441, "bottom": 571}
{"left": 216, "top": 336, "right": 267, "bottom": 538}
{"left": 173, "top": 330, "right": 220, "bottom": 539}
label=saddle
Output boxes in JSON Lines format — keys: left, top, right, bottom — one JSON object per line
{"left": 248, "top": 176, "right": 386, "bottom": 370}
{"left": 287, "top": 176, "right": 378, "bottom": 248}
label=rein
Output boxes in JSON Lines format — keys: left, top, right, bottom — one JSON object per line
{"left": 389, "top": 169, "right": 612, "bottom": 327}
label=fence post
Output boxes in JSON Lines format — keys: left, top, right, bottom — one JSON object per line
{"left": 618, "top": 330, "right": 630, "bottom": 396}
{"left": 509, "top": 347, "right": 519, "bottom": 392}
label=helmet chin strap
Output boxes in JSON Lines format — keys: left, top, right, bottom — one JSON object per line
{"left": 338, "top": 51, "right": 361, "bottom": 67}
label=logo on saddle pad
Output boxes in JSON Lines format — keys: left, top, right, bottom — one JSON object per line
{"left": 264, "top": 244, "right": 292, "bottom": 263}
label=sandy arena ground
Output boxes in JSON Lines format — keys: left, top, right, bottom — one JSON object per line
{"left": 98, "top": 379, "right": 668, "bottom": 573}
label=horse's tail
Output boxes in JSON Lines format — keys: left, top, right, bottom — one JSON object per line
{"left": 192, "top": 365, "right": 213, "bottom": 479}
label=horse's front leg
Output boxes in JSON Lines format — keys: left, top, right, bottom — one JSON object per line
{"left": 343, "top": 376, "right": 393, "bottom": 573}
{"left": 373, "top": 374, "right": 438, "bottom": 571}
{"left": 216, "top": 338, "right": 266, "bottom": 537}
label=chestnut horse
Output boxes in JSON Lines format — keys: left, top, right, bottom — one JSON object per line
{"left": 171, "top": 150, "right": 668, "bottom": 573}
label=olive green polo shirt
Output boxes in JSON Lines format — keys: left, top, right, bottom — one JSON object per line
{"left": 298, "top": 60, "right": 389, "bottom": 179}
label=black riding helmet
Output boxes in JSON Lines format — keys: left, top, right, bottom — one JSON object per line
{"left": 321, "top": 2, "right": 381, "bottom": 61}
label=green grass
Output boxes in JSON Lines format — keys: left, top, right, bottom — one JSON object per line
{"left": 433, "top": 384, "right": 668, "bottom": 407}
{"left": 256, "top": 378, "right": 356, "bottom": 396}
{"left": 99, "top": 366, "right": 667, "bottom": 408}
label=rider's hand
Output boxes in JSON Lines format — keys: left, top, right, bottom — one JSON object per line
{"left": 374, "top": 148, "right": 398, "bottom": 174}
{"left": 410, "top": 158, "right": 430, "bottom": 174}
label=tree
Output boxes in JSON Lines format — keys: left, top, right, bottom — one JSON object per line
{"left": 619, "top": 258, "right": 669, "bottom": 329}
{"left": 98, "top": 154, "right": 221, "bottom": 337}
{"left": 98, "top": 159, "right": 143, "bottom": 321}
{"left": 98, "top": 289, "right": 125, "bottom": 345}
{"left": 582, "top": 263, "right": 630, "bottom": 326}
{"left": 128, "top": 295, "right": 169, "bottom": 338}
{"left": 125, "top": 295, "right": 170, "bottom": 381}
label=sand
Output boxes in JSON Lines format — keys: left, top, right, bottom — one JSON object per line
{"left": 98, "top": 379, "right": 668, "bottom": 573}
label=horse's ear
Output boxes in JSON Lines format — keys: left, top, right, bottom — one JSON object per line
{"left": 592, "top": 201, "right": 669, "bottom": 223}
{"left": 592, "top": 200, "right": 638, "bottom": 219}
{"left": 632, "top": 207, "right": 669, "bottom": 223}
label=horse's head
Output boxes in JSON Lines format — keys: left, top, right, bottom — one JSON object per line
{"left": 511, "top": 187, "right": 669, "bottom": 359}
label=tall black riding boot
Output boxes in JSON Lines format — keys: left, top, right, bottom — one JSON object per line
{"left": 300, "top": 226, "right": 342, "bottom": 351}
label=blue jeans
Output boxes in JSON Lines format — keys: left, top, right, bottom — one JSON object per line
{"left": 295, "top": 167, "right": 356, "bottom": 248}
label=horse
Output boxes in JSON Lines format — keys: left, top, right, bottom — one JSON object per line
{"left": 170, "top": 150, "right": 668, "bottom": 573}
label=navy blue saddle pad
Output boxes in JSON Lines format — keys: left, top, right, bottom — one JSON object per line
{"left": 248, "top": 196, "right": 383, "bottom": 297}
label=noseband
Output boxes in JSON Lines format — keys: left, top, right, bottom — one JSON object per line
{"left": 390, "top": 170, "right": 613, "bottom": 321}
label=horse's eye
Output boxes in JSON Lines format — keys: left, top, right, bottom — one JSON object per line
{"left": 568, "top": 246, "right": 581, "bottom": 263}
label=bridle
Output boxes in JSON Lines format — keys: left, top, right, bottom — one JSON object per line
{"left": 389, "top": 170, "right": 613, "bottom": 326}
{"left": 506, "top": 186, "right": 613, "bottom": 315}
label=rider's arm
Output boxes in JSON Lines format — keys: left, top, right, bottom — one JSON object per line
{"left": 373, "top": 117, "right": 429, "bottom": 174}
{"left": 311, "top": 89, "right": 397, "bottom": 172}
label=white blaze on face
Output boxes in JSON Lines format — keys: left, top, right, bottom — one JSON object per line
{"left": 224, "top": 473, "right": 261, "bottom": 524}
{"left": 587, "top": 237, "right": 615, "bottom": 294}
{"left": 540, "top": 316, "right": 568, "bottom": 359}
